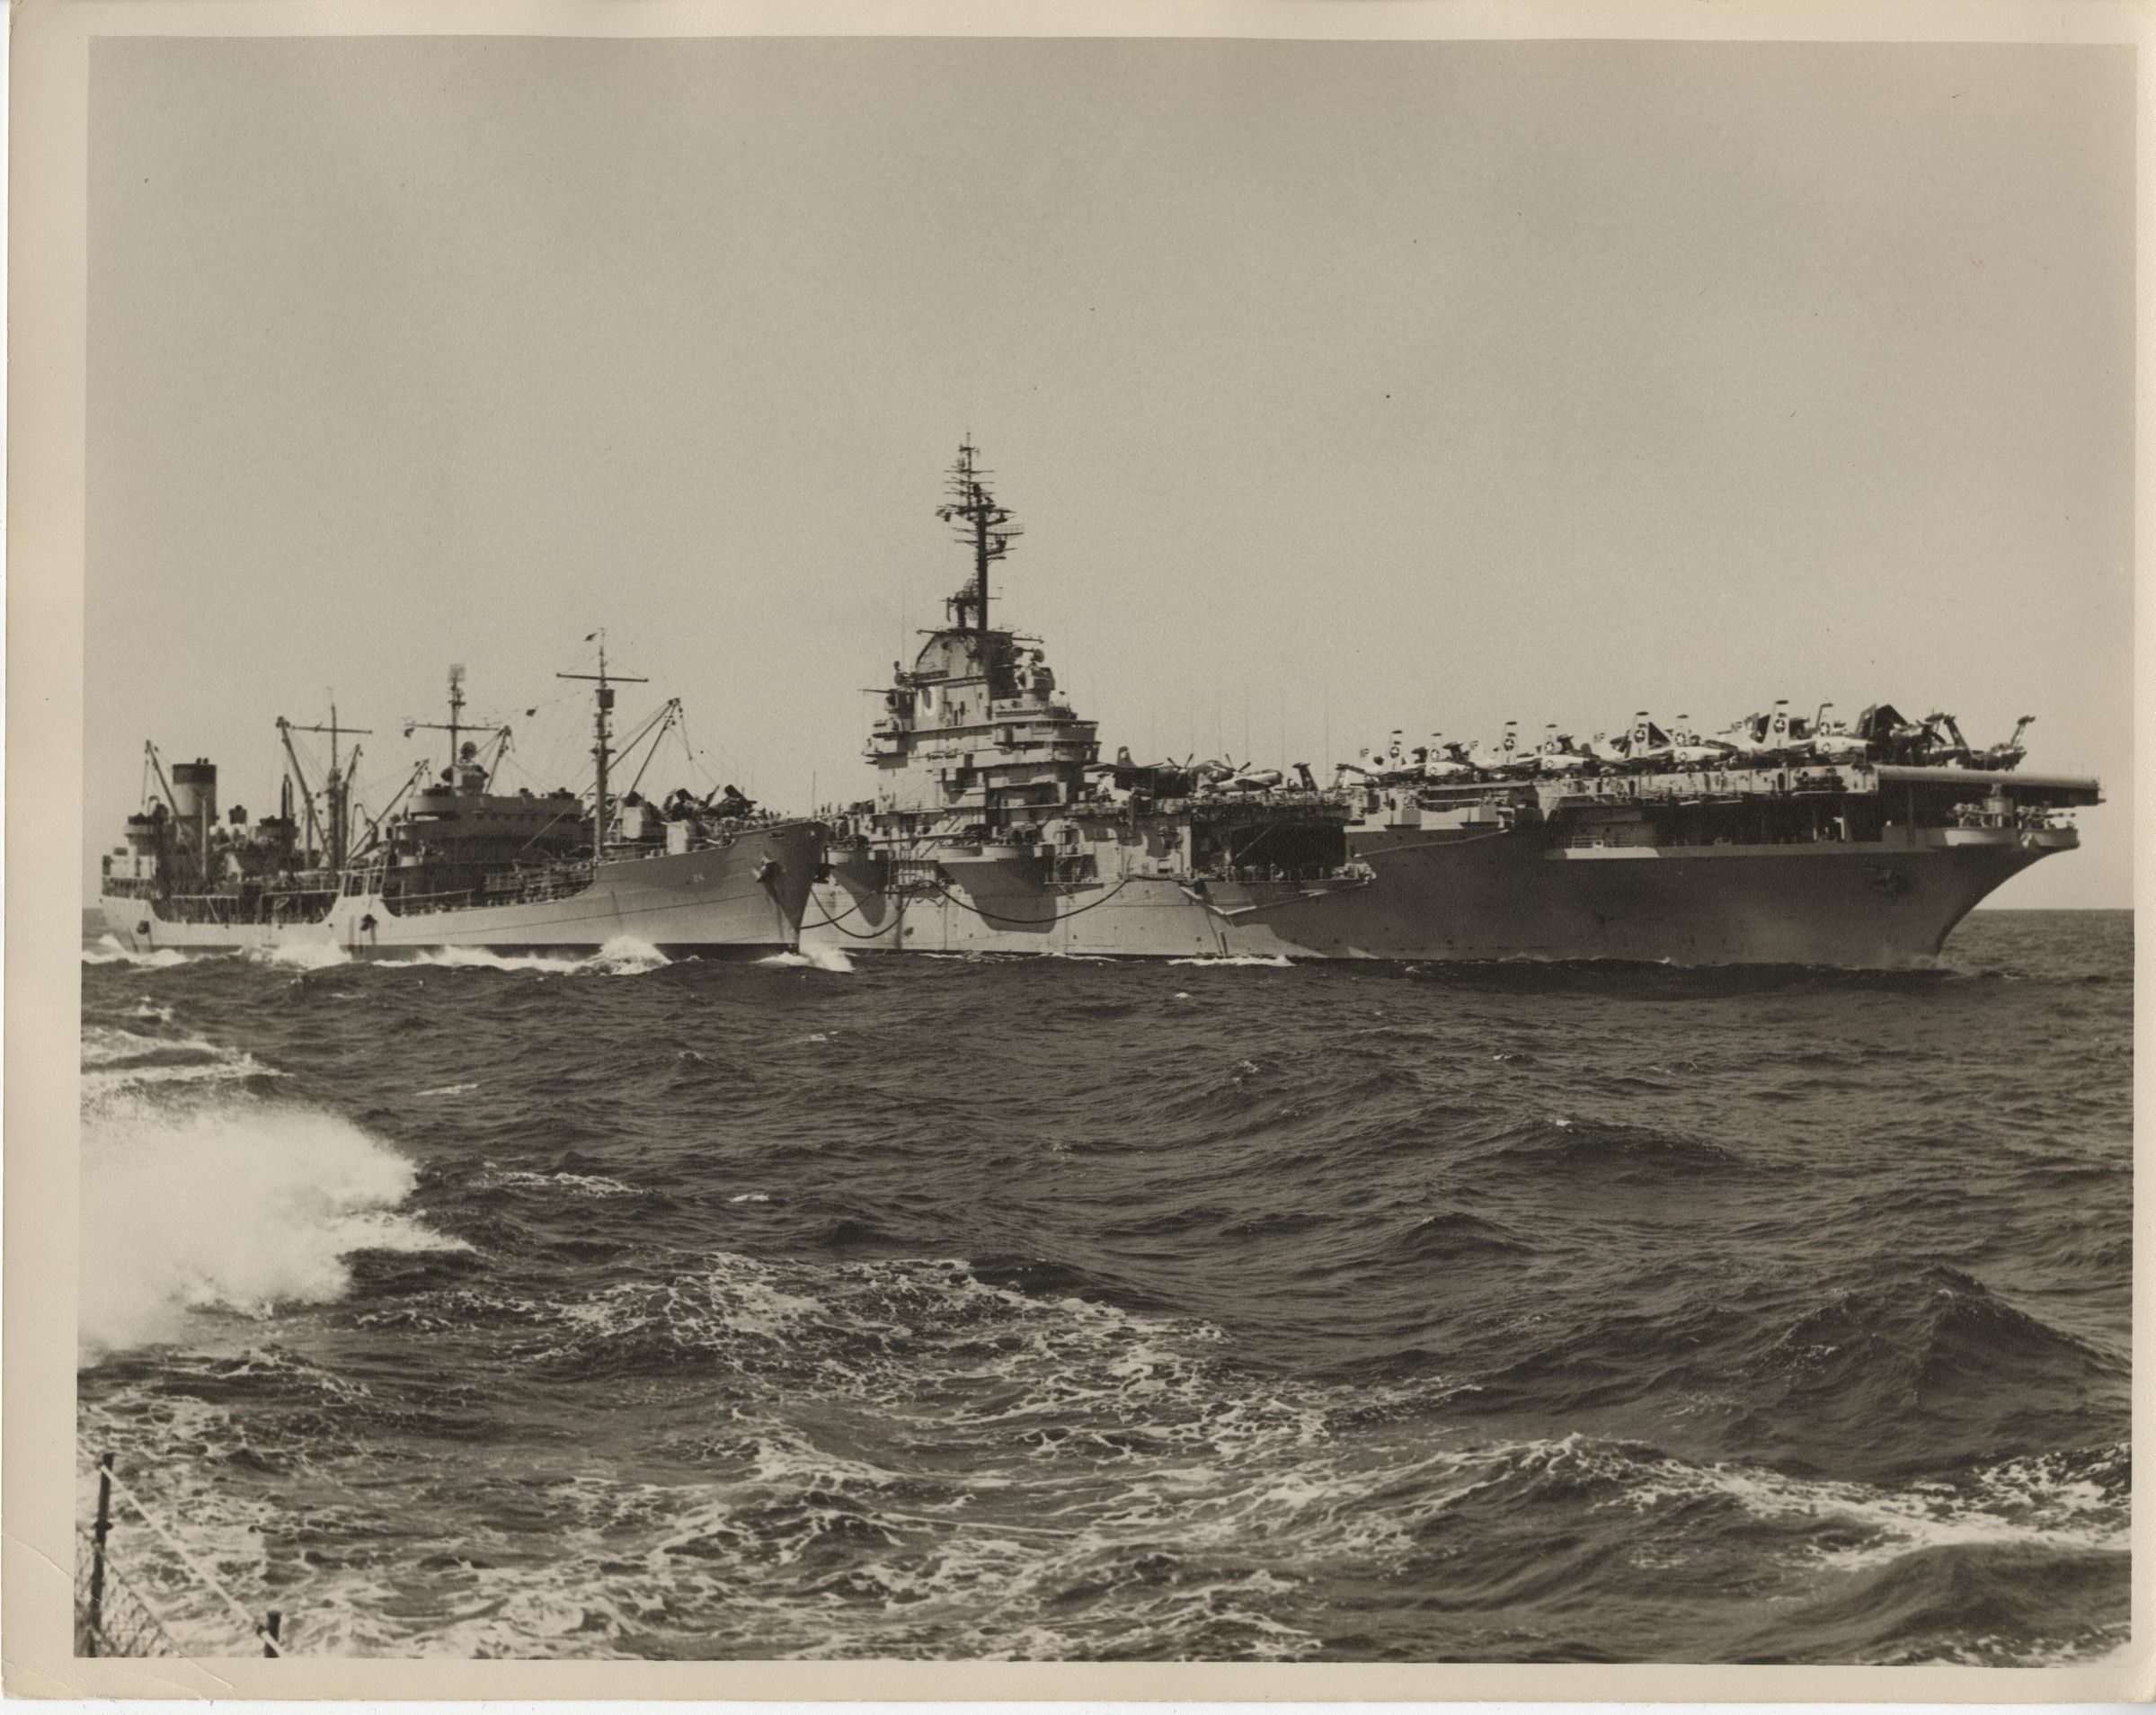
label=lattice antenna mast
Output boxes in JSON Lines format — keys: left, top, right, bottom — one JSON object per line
{"left": 936, "top": 440, "right": 1021, "bottom": 641}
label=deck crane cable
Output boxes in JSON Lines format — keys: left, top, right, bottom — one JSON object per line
{"left": 497, "top": 696, "right": 661, "bottom": 861}
{"left": 503, "top": 700, "right": 670, "bottom": 861}
{"left": 674, "top": 713, "right": 721, "bottom": 790}
{"left": 145, "top": 742, "right": 184, "bottom": 823}
{"left": 674, "top": 715, "right": 709, "bottom": 788}
{"left": 621, "top": 699, "right": 684, "bottom": 803}
{"left": 481, "top": 724, "right": 516, "bottom": 792}
{"left": 351, "top": 761, "right": 430, "bottom": 861}
{"left": 510, "top": 796, "right": 596, "bottom": 860}
{"left": 675, "top": 708, "right": 752, "bottom": 796}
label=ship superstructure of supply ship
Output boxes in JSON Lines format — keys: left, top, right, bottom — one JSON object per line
{"left": 99, "top": 653, "right": 822, "bottom": 957}
{"left": 803, "top": 445, "right": 1378, "bottom": 958}
{"left": 1315, "top": 705, "right": 2098, "bottom": 965}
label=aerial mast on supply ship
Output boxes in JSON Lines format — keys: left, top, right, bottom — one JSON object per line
{"left": 278, "top": 706, "right": 372, "bottom": 872}
{"left": 405, "top": 665, "right": 514, "bottom": 791}
{"left": 936, "top": 440, "right": 1022, "bottom": 641}
{"left": 404, "top": 665, "right": 469, "bottom": 784}
{"left": 558, "top": 632, "right": 647, "bottom": 858}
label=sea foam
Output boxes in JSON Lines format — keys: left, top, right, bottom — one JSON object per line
{"left": 241, "top": 938, "right": 351, "bottom": 971}
{"left": 80, "top": 1092, "right": 465, "bottom": 1361}
{"left": 82, "top": 934, "right": 190, "bottom": 968}
{"left": 759, "top": 944, "right": 856, "bottom": 973}
{"left": 402, "top": 934, "right": 670, "bottom": 976}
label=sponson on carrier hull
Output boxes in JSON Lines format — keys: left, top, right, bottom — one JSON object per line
{"left": 802, "top": 443, "right": 1379, "bottom": 959}
{"left": 99, "top": 655, "right": 824, "bottom": 958}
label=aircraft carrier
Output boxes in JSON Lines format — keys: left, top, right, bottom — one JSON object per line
{"left": 98, "top": 653, "right": 821, "bottom": 958}
{"left": 803, "top": 446, "right": 2098, "bottom": 967}
{"left": 1314, "top": 719, "right": 2095, "bottom": 965}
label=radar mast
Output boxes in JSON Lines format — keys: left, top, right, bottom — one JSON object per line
{"left": 558, "top": 632, "right": 647, "bottom": 857}
{"left": 936, "top": 440, "right": 1021, "bottom": 641}
{"left": 279, "top": 705, "right": 372, "bottom": 871}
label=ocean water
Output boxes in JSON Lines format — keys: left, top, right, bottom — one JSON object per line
{"left": 76, "top": 911, "right": 2131, "bottom": 1663}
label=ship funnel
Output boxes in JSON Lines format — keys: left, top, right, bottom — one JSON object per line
{"left": 170, "top": 759, "right": 217, "bottom": 848}
{"left": 169, "top": 758, "right": 218, "bottom": 866}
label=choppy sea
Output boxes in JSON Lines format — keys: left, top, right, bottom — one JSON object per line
{"left": 76, "top": 909, "right": 2131, "bottom": 1663}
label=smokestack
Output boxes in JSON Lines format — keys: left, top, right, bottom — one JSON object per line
{"left": 170, "top": 760, "right": 217, "bottom": 859}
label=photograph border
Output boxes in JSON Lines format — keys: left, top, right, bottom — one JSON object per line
{"left": 8, "top": 0, "right": 2151, "bottom": 1699}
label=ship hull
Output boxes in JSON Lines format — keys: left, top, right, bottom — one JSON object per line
{"left": 804, "top": 854, "right": 1368, "bottom": 961}
{"left": 100, "top": 822, "right": 823, "bottom": 957}
{"left": 803, "top": 828, "right": 2072, "bottom": 967}
{"left": 1304, "top": 826, "right": 2068, "bottom": 966}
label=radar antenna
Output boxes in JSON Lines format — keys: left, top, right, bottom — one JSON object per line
{"left": 936, "top": 440, "right": 1022, "bottom": 640}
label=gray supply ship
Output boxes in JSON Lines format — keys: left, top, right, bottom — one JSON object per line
{"left": 805, "top": 445, "right": 2099, "bottom": 967}
{"left": 99, "top": 650, "right": 822, "bottom": 958}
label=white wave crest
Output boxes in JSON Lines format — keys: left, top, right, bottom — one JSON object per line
{"left": 240, "top": 937, "right": 350, "bottom": 970}
{"left": 82, "top": 935, "right": 190, "bottom": 968}
{"left": 1536, "top": 1435, "right": 2131, "bottom": 1570}
{"left": 483, "top": 1169, "right": 638, "bottom": 1199}
{"left": 83, "top": 1025, "right": 209, "bottom": 1068}
{"left": 582, "top": 936, "right": 673, "bottom": 975}
{"left": 399, "top": 935, "right": 670, "bottom": 976}
{"left": 1168, "top": 955, "right": 1293, "bottom": 967}
{"left": 79, "top": 1093, "right": 466, "bottom": 1361}
{"left": 760, "top": 943, "right": 856, "bottom": 973}
{"left": 1707, "top": 1453, "right": 2131, "bottom": 1570}
{"left": 81, "top": 1057, "right": 282, "bottom": 1099}
{"left": 80, "top": 1025, "right": 280, "bottom": 1098}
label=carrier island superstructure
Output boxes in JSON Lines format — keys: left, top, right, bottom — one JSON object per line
{"left": 804, "top": 443, "right": 1377, "bottom": 957}
{"left": 99, "top": 652, "right": 821, "bottom": 957}
{"left": 803, "top": 444, "right": 2099, "bottom": 966}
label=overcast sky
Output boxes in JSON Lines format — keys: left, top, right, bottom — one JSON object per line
{"left": 87, "top": 37, "right": 2133, "bottom": 907}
